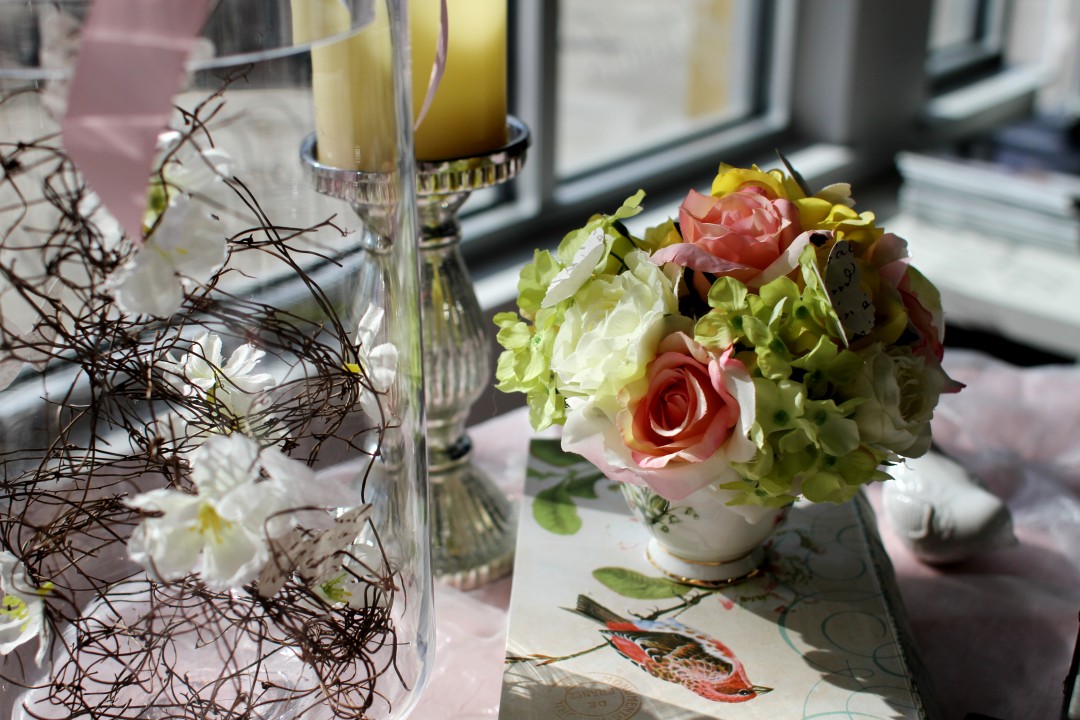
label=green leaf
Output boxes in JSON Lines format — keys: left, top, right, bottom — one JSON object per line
{"left": 533, "top": 482, "right": 582, "bottom": 535}
{"left": 592, "top": 567, "right": 687, "bottom": 599}
{"left": 530, "top": 439, "right": 582, "bottom": 467}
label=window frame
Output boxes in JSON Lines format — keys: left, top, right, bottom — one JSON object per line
{"left": 468, "top": 0, "right": 1052, "bottom": 313}
{"left": 465, "top": 0, "right": 939, "bottom": 282}
{"left": 462, "top": 0, "right": 797, "bottom": 274}
{"left": 926, "top": 0, "right": 1009, "bottom": 91}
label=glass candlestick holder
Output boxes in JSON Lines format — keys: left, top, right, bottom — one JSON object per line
{"left": 302, "top": 116, "right": 529, "bottom": 589}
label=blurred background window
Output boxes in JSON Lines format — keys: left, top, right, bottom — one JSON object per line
{"left": 927, "top": 0, "right": 1007, "bottom": 86}
{"left": 465, "top": 0, "right": 791, "bottom": 268}
{"left": 554, "top": 0, "right": 761, "bottom": 180}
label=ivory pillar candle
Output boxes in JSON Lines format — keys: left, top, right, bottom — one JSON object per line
{"left": 295, "top": 0, "right": 396, "bottom": 171}
{"left": 410, "top": 0, "right": 507, "bottom": 160}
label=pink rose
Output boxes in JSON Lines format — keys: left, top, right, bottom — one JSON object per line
{"left": 895, "top": 268, "right": 963, "bottom": 393}
{"left": 861, "top": 233, "right": 962, "bottom": 392}
{"left": 863, "top": 233, "right": 943, "bottom": 361}
{"left": 560, "top": 333, "right": 758, "bottom": 503}
{"left": 651, "top": 187, "right": 804, "bottom": 288}
{"left": 898, "top": 270, "right": 943, "bottom": 361}
{"left": 622, "top": 333, "right": 744, "bottom": 468}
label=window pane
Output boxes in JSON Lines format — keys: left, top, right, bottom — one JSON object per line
{"left": 929, "top": 0, "right": 982, "bottom": 53}
{"left": 555, "top": 0, "right": 759, "bottom": 179}
{"left": 927, "top": 0, "right": 1006, "bottom": 81}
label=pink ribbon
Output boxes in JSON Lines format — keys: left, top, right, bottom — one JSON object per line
{"left": 414, "top": 0, "right": 449, "bottom": 131}
{"left": 60, "top": 0, "right": 213, "bottom": 243}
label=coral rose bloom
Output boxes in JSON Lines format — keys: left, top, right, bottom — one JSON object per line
{"left": 652, "top": 187, "right": 803, "bottom": 287}
{"left": 621, "top": 333, "right": 752, "bottom": 470}
{"left": 561, "top": 332, "right": 756, "bottom": 502}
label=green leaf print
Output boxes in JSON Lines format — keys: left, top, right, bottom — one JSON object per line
{"left": 533, "top": 482, "right": 582, "bottom": 535}
{"left": 592, "top": 567, "right": 687, "bottom": 600}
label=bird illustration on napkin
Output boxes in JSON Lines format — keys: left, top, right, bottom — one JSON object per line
{"left": 569, "top": 594, "right": 772, "bottom": 703}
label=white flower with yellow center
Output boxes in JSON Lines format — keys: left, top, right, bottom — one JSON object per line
{"left": 347, "top": 305, "right": 398, "bottom": 421}
{"left": 107, "top": 194, "right": 225, "bottom": 318}
{"left": 158, "top": 332, "right": 279, "bottom": 440}
{"left": 82, "top": 134, "right": 233, "bottom": 319}
{"left": 152, "top": 131, "right": 232, "bottom": 209}
{"left": 0, "top": 550, "right": 51, "bottom": 665}
{"left": 126, "top": 434, "right": 302, "bottom": 591}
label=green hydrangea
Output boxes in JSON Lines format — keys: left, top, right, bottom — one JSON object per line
{"left": 691, "top": 253, "right": 890, "bottom": 504}
{"left": 495, "top": 192, "right": 654, "bottom": 430}
{"left": 494, "top": 308, "right": 566, "bottom": 429}
{"left": 515, "top": 249, "right": 561, "bottom": 320}
{"left": 555, "top": 190, "right": 646, "bottom": 278}
{"left": 800, "top": 445, "right": 893, "bottom": 503}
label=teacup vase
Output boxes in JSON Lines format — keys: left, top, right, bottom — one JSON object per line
{"left": 621, "top": 483, "right": 788, "bottom": 587}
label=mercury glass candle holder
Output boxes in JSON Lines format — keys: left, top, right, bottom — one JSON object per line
{"left": 302, "top": 116, "right": 529, "bottom": 589}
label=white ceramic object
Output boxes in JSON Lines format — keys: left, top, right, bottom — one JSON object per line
{"left": 621, "top": 483, "right": 786, "bottom": 586}
{"left": 883, "top": 450, "right": 1017, "bottom": 564}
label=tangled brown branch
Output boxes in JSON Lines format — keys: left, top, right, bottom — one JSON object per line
{"left": 0, "top": 75, "right": 412, "bottom": 719}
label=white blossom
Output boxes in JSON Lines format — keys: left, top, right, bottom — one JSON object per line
{"left": 126, "top": 434, "right": 357, "bottom": 591}
{"left": 154, "top": 131, "right": 232, "bottom": 204}
{"left": 127, "top": 435, "right": 294, "bottom": 590}
{"left": 79, "top": 191, "right": 124, "bottom": 252}
{"left": 107, "top": 194, "right": 225, "bottom": 318}
{"left": 105, "top": 138, "right": 232, "bottom": 319}
{"left": 0, "top": 551, "right": 51, "bottom": 665}
{"left": 349, "top": 305, "right": 398, "bottom": 421}
{"left": 158, "top": 332, "right": 279, "bottom": 439}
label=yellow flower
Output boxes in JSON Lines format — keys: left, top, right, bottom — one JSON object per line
{"left": 796, "top": 201, "right": 883, "bottom": 247}
{"left": 640, "top": 218, "right": 682, "bottom": 254}
{"left": 710, "top": 164, "right": 796, "bottom": 200}
{"left": 711, "top": 164, "right": 883, "bottom": 247}
{"left": 852, "top": 259, "right": 909, "bottom": 349}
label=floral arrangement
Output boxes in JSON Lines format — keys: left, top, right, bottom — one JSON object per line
{"left": 495, "top": 164, "right": 961, "bottom": 512}
{"left": 0, "top": 83, "right": 419, "bottom": 718}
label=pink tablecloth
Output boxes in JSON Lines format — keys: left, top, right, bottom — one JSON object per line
{"left": 412, "top": 350, "right": 1080, "bottom": 720}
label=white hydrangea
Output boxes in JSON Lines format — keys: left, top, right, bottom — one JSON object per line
{"left": 549, "top": 250, "right": 689, "bottom": 413}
